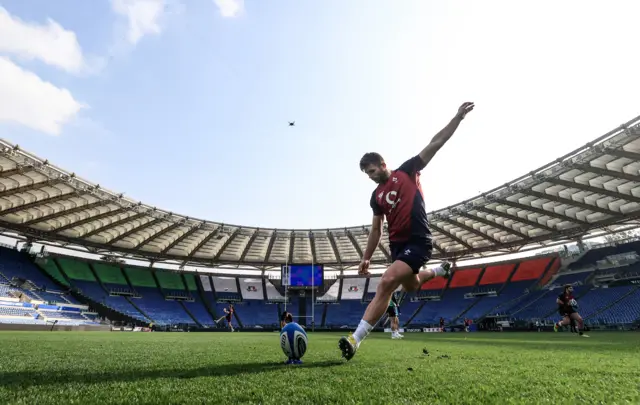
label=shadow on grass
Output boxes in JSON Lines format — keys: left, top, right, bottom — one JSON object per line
{"left": 0, "top": 360, "right": 345, "bottom": 388}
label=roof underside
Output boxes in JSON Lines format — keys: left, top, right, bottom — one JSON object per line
{"left": 1, "top": 116, "right": 640, "bottom": 269}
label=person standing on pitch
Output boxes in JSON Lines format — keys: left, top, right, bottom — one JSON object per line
{"left": 387, "top": 292, "right": 403, "bottom": 339}
{"left": 338, "top": 102, "right": 475, "bottom": 361}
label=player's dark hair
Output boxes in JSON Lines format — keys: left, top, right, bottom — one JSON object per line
{"left": 359, "top": 152, "right": 385, "bottom": 171}
{"left": 563, "top": 284, "right": 572, "bottom": 292}
{"left": 285, "top": 313, "right": 293, "bottom": 323}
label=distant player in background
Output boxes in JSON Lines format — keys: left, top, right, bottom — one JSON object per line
{"left": 339, "top": 103, "right": 475, "bottom": 361}
{"left": 215, "top": 304, "right": 235, "bottom": 332}
{"left": 286, "top": 313, "right": 293, "bottom": 324}
{"left": 281, "top": 311, "right": 293, "bottom": 328}
{"left": 387, "top": 292, "right": 403, "bottom": 339}
{"left": 554, "top": 284, "right": 588, "bottom": 337}
{"left": 440, "top": 317, "right": 445, "bottom": 332}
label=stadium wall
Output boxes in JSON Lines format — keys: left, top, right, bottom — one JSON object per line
{"left": 0, "top": 323, "right": 110, "bottom": 332}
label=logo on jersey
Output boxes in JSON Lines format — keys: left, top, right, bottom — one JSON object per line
{"left": 392, "top": 177, "right": 398, "bottom": 183}
{"left": 385, "top": 191, "right": 398, "bottom": 204}
{"left": 377, "top": 190, "right": 400, "bottom": 213}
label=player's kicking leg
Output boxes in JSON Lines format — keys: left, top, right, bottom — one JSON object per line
{"left": 338, "top": 260, "right": 451, "bottom": 360}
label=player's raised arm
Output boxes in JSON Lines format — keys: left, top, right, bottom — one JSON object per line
{"left": 417, "top": 102, "right": 474, "bottom": 169}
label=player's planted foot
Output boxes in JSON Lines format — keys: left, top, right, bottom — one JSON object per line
{"left": 433, "top": 261, "right": 453, "bottom": 279}
{"left": 339, "top": 334, "right": 358, "bottom": 360}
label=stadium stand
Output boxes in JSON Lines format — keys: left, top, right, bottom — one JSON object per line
{"left": 1, "top": 115, "right": 638, "bottom": 273}
{"left": 0, "top": 117, "right": 640, "bottom": 333}
{"left": 1, "top": 237, "right": 640, "bottom": 330}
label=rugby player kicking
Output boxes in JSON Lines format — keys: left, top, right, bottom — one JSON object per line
{"left": 215, "top": 303, "right": 235, "bottom": 332}
{"left": 339, "top": 102, "right": 475, "bottom": 360}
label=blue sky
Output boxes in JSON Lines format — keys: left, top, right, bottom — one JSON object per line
{"left": 1, "top": 0, "right": 640, "bottom": 231}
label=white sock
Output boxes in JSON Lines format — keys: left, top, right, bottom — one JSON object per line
{"left": 353, "top": 320, "right": 373, "bottom": 344}
{"left": 432, "top": 265, "right": 446, "bottom": 277}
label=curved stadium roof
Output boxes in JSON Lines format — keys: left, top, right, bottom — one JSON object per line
{"left": 0, "top": 115, "right": 640, "bottom": 270}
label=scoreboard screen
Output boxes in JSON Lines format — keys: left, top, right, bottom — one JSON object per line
{"left": 282, "top": 264, "right": 324, "bottom": 287}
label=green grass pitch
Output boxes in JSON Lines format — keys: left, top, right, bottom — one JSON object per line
{"left": 0, "top": 331, "right": 638, "bottom": 404}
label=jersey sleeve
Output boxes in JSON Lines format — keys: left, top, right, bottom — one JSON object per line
{"left": 370, "top": 190, "right": 383, "bottom": 216}
{"left": 396, "top": 155, "right": 423, "bottom": 176}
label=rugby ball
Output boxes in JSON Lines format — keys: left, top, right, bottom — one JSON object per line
{"left": 569, "top": 299, "right": 579, "bottom": 309}
{"left": 280, "top": 322, "right": 308, "bottom": 360}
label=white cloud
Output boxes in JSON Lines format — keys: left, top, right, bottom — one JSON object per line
{"left": 213, "top": 0, "right": 244, "bottom": 18}
{"left": 0, "top": 7, "right": 85, "bottom": 74}
{"left": 0, "top": 57, "right": 85, "bottom": 136}
{"left": 111, "top": 0, "right": 168, "bottom": 45}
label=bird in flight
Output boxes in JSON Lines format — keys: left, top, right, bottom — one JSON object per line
{"left": 288, "top": 121, "right": 295, "bottom": 126}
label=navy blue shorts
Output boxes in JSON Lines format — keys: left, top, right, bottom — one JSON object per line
{"left": 389, "top": 239, "right": 433, "bottom": 274}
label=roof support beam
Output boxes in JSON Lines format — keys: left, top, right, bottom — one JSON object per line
{"left": 213, "top": 228, "right": 240, "bottom": 263}
{"left": 0, "top": 167, "right": 34, "bottom": 178}
{"left": 239, "top": 229, "right": 259, "bottom": 262}
{"left": 134, "top": 220, "right": 184, "bottom": 250}
{"left": 525, "top": 189, "right": 621, "bottom": 217}
{"left": 0, "top": 191, "right": 77, "bottom": 216}
{"left": 576, "top": 164, "right": 640, "bottom": 183}
{"left": 186, "top": 226, "right": 222, "bottom": 261}
{"left": 606, "top": 149, "right": 640, "bottom": 161}
{"left": 0, "top": 179, "right": 61, "bottom": 198}
{"left": 54, "top": 208, "right": 127, "bottom": 234}
{"left": 263, "top": 231, "right": 278, "bottom": 265}
{"left": 22, "top": 200, "right": 105, "bottom": 226}
{"left": 309, "top": 232, "right": 317, "bottom": 264}
{"left": 443, "top": 218, "right": 498, "bottom": 244}
{"left": 327, "top": 231, "right": 342, "bottom": 266}
{"left": 107, "top": 218, "right": 165, "bottom": 246}
{"left": 474, "top": 206, "right": 556, "bottom": 233}
{"left": 497, "top": 199, "right": 589, "bottom": 225}
{"left": 546, "top": 178, "right": 640, "bottom": 205}
{"left": 457, "top": 212, "right": 530, "bottom": 240}
{"left": 82, "top": 212, "right": 148, "bottom": 238}
{"left": 430, "top": 223, "right": 474, "bottom": 250}
{"left": 346, "top": 230, "right": 363, "bottom": 260}
{"left": 288, "top": 231, "right": 295, "bottom": 264}
{"left": 160, "top": 224, "right": 202, "bottom": 255}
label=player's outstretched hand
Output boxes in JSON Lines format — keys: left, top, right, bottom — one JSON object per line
{"left": 456, "top": 102, "right": 474, "bottom": 119}
{"left": 358, "top": 259, "right": 371, "bottom": 276}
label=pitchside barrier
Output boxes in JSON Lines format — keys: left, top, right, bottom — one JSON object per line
{"left": 0, "top": 323, "right": 110, "bottom": 332}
